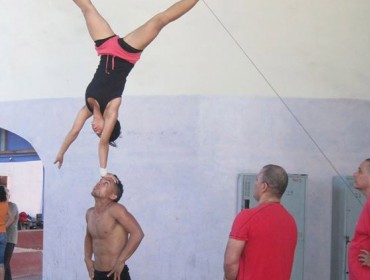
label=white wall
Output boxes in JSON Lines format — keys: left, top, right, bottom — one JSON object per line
{"left": 0, "top": 161, "right": 43, "bottom": 217}
{"left": 1, "top": 0, "right": 370, "bottom": 101}
{"left": 1, "top": 97, "right": 370, "bottom": 279}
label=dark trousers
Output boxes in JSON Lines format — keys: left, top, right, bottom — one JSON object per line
{"left": 4, "top": 242, "right": 15, "bottom": 280}
{"left": 94, "top": 265, "right": 131, "bottom": 280}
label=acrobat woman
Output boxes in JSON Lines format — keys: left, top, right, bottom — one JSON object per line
{"left": 54, "top": 0, "right": 199, "bottom": 176}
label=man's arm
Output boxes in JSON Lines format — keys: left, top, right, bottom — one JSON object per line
{"left": 224, "top": 238, "right": 245, "bottom": 280}
{"left": 108, "top": 204, "right": 144, "bottom": 278}
{"left": 54, "top": 106, "right": 92, "bottom": 168}
{"left": 84, "top": 209, "right": 95, "bottom": 279}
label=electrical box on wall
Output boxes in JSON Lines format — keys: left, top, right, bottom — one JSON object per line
{"left": 331, "top": 176, "right": 366, "bottom": 280}
{"left": 237, "top": 173, "right": 306, "bottom": 280}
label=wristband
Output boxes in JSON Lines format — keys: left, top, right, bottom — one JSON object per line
{"left": 100, "top": 168, "right": 108, "bottom": 177}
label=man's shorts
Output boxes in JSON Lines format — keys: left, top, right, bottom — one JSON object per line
{"left": 94, "top": 265, "right": 131, "bottom": 280}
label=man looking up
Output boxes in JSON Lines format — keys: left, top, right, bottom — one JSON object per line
{"left": 85, "top": 175, "right": 144, "bottom": 280}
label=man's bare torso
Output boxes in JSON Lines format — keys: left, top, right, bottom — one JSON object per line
{"left": 87, "top": 204, "right": 128, "bottom": 271}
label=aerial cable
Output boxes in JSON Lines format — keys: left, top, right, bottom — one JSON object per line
{"left": 200, "top": 0, "right": 363, "bottom": 205}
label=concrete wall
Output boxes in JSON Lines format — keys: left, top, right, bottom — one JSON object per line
{"left": 1, "top": 0, "right": 369, "bottom": 101}
{"left": 0, "top": 161, "right": 43, "bottom": 217}
{"left": 1, "top": 96, "right": 369, "bottom": 279}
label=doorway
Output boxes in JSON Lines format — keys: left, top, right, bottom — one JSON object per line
{"left": 0, "top": 127, "right": 43, "bottom": 279}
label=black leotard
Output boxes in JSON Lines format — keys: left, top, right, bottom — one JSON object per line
{"left": 85, "top": 35, "right": 141, "bottom": 114}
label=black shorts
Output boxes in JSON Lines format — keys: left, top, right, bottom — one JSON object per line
{"left": 94, "top": 265, "right": 131, "bottom": 280}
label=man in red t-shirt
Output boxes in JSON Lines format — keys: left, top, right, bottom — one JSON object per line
{"left": 224, "top": 164, "right": 297, "bottom": 280}
{"left": 348, "top": 159, "right": 370, "bottom": 279}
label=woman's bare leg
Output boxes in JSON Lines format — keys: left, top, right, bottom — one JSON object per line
{"left": 73, "top": 0, "right": 115, "bottom": 41}
{"left": 123, "top": 0, "right": 199, "bottom": 50}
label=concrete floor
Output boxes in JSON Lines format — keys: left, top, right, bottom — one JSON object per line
{"left": 14, "top": 275, "right": 42, "bottom": 280}
{"left": 12, "top": 230, "right": 43, "bottom": 280}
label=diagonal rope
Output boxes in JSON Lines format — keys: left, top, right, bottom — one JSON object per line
{"left": 200, "top": 0, "right": 363, "bottom": 205}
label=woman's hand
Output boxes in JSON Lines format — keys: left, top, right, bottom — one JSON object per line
{"left": 54, "top": 153, "right": 64, "bottom": 169}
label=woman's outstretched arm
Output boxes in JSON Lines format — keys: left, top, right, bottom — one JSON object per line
{"left": 54, "top": 106, "right": 92, "bottom": 168}
{"left": 97, "top": 98, "right": 121, "bottom": 175}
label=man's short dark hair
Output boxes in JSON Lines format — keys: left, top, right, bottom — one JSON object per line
{"left": 261, "top": 164, "right": 289, "bottom": 197}
{"left": 112, "top": 174, "right": 124, "bottom": 202}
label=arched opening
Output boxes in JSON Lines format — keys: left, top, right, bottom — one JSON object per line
{"left": 0, "top": 127, "right": 43, "bottom": 279}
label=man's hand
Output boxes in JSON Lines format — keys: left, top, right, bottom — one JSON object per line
{"left": 359, "top": 249, "right": 370, "bottom": 267}
{"left": 107, "top": 260, "right": 125, "bottom": 280}
{"left": 85, "top": 258, "right": 95, "bottom": 279}
{"left": 54, "top": 153, "right": 64, "bottom": 169}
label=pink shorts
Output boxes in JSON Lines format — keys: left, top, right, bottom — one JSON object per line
{"left": 95, "top": 35, "right": 142, "bottom": 64}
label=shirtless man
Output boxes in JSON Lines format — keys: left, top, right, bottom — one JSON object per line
{"left": 85, "top": 175, "right": 144, "bottom": 280}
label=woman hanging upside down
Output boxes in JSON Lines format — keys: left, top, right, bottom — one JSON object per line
{"left": 54, "top": 0, "right": 199, "bottom": 177}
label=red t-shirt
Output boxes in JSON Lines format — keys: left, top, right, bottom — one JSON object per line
{"left": 230, "top": 202, "right": 297, "bottom": 280}
{"left": 348, "top": 197, "right": 370, "bottom": 279}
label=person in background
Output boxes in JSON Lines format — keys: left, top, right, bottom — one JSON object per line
{"left": 0, "top": 185, "right": 9, "bottom": 280}
{"left": 4, "top": 188, "right": 18, "bottom": 280}
{"left": 223, "top": 164, "right": 297, "bottom": 280}
{"left": 348, "top": 158, "right": 370, "bottom": 279}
